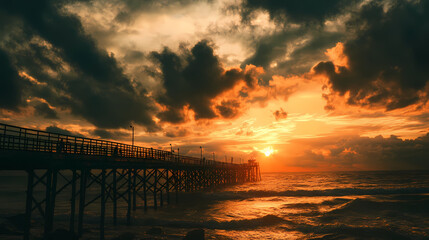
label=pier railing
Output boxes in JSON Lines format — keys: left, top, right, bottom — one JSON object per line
{"left": 0, "top": 123, "right": 234, "bottom": 166}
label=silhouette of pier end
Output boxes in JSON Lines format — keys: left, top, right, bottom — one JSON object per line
{"left": 0, "top": 123, "right": 261, "bottom": 240}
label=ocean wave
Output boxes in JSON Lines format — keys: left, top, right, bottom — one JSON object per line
{"left": 323, "top": 196, "right": 429, "bottom": 216}
{"left": 208, "top": 187, "right": 429, "bottom": 200}
{"left": 281, "top": 198, "right": 350, "bottom": 212}
{"left": 137, "top": 213, "right": 427, "bottom": 239}
{"left": 137, "top": 214, "right": 290, "bottom": 230}
{"left": 294, "top": 224, "right": 421, "bottom": 240}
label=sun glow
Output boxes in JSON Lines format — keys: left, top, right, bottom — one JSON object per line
{"left": 263, "top": 146, "right": 274, "bottom": 157}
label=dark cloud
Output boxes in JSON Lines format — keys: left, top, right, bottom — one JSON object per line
{"left": 150, "top": 40, "right": 258, "bottom": 123}
{"left": 235, "top": 0, "right": 361, "bottom": 82}
{"left": 64, "top": 72, "right": 156, "bottom": 130}
{"left": 92, "top": 128, "right": 128, "bottom": 140}
{"left": 240, "top": 0, "right": 358, "bottom": 25}
{"left": 0, "top": 0, "right": 157, "bottom": 130}
{"left": 216, "top": 100, "right": 241, "bottom": 118}
{"left": 241, "top": 32, "right": 293, "bottom": 70}
{"left": 314, "top": 1, "right": 429, "bottom": 110}
{"left": 45, "top": 125, "right": 83, "bottom": 137}
{"left": 165, "top": 127, "right": 189, "bottom": 138}
{"left": 275, "top": 31, "right": 344, "bottom": 75}
{"left": 240, "top": 29, "right": 345, "bottom": 83}
{"left": 291, "top": 133, "right": 429, "bottom": 170}
{"left": 157, "top": 108, "right": 187, "bottom": 124}
{"left": 123, "top": 50, "right": 145, "bottom": 63}
{"left": 273, "top": 108, "right": 287, "bottom": 120}
{"left": 45, "top": 126, "right": 73, "bottom": 135}
{"left": 34, "top": 102, "right": 58, "bottom": 119}
{"left": 0, "top": 48, "right": 25, "bottom": 110}
{"left": 3, "top": 1, "right": 128, "bottom": 85}
{"left": 92, "top": 129, "right": 113, "bottom": 139}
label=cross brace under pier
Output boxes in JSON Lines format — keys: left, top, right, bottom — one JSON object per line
{"left": 22, "top": 164, "right": 260, "bottom": 239}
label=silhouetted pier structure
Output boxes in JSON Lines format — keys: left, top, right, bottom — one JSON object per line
{"left": 0, "top": 123, "right": 261, "bottom": 239}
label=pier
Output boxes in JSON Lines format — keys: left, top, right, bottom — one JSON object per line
{"left": 0, "top": 123, "right": 261, "bottom": 239}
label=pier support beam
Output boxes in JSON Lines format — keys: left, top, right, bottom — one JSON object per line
{"left": 100, "top": 168, "right": 106, "bottom": 240}
{"left": 127, "top": 169, "right": 132, "bottom": 225}
{"left": 113, "top": 169, "right": 117, "bottom": 225}
{"left": 166, "top": 170, "right": 170, "bottom": 204}
{"left": 24, "top": 169, "right": 34, "bottom": 240}
{"left": 43, "top": 169, "right": 58, "bottom": 236}
{"left": 143, "top": 169, "right": 147, "bottom": 211}
{"left": 132, "top": 169, "right": 137, "bottom": 211}
{"left": 153, "top": 169, "right": 158, "bottom": 210}
{"left": 78, "top": 169, "right": 87, "bottom": 237}
{"left": 69, "top": 169, "right": 77, "bottom": 233}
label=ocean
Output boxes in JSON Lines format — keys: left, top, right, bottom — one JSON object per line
{"left": 0, "top": 171, "right": 428, "bottom": 239}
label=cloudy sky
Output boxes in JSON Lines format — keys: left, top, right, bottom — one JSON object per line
{"left": 1, "top": 0, "right": 429, "bottom": 171}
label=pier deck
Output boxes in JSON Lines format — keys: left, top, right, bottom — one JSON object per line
{"left": 0, "top": 123, "right": 261, "bottom": 239}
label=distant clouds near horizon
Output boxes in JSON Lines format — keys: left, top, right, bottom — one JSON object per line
{"left": 1, "top": 0, "right": 429, "bottom": 171}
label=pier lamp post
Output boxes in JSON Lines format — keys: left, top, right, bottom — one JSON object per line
{"left": 130, "top": 125, "right": 134, "bottom": 157}
{"left": 177, "top": 148, "right": 180, "bottom": 156}
{"left": 200, "top": 146, "right": 203, "bottom": 161}
{"left": 130, "top": 125, "right": 134, "bottom": 145}
{"left": 170, "top": 143, "right": 173, "bottom": 153}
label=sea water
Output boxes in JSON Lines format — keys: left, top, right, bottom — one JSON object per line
{"left": 0, "top": 171, "right": 428, "bottom": 239}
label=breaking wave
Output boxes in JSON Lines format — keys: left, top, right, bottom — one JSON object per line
{"left": 208, "top": 187, "right": 429, "bottom": 200}
{"left": 293, "top": 224, "right": 420, "bottom": 240}
{"left": 136, "top": 214, "right": 289, "bottom": 230}
{"left": 324, "top": 196, "right": 429, "bottom": 216}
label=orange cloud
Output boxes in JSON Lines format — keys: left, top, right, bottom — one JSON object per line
{"left": 325, "top": 42, "right": 348, "bottom": 69}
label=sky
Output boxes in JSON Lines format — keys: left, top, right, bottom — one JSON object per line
{"left": 1, "top": 0, "right": 429, "bottom": 172}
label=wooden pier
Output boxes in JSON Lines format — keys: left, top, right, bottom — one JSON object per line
{"left": 0, "top": 123, "right": 261, "bottom": 239}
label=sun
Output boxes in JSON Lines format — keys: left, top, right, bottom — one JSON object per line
{"left": 263, "top": 146, "right": 274, "bottom": 157}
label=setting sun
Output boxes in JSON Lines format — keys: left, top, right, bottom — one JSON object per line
{"left": 263, "top": 146, "right": 274, "bottom": 157}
